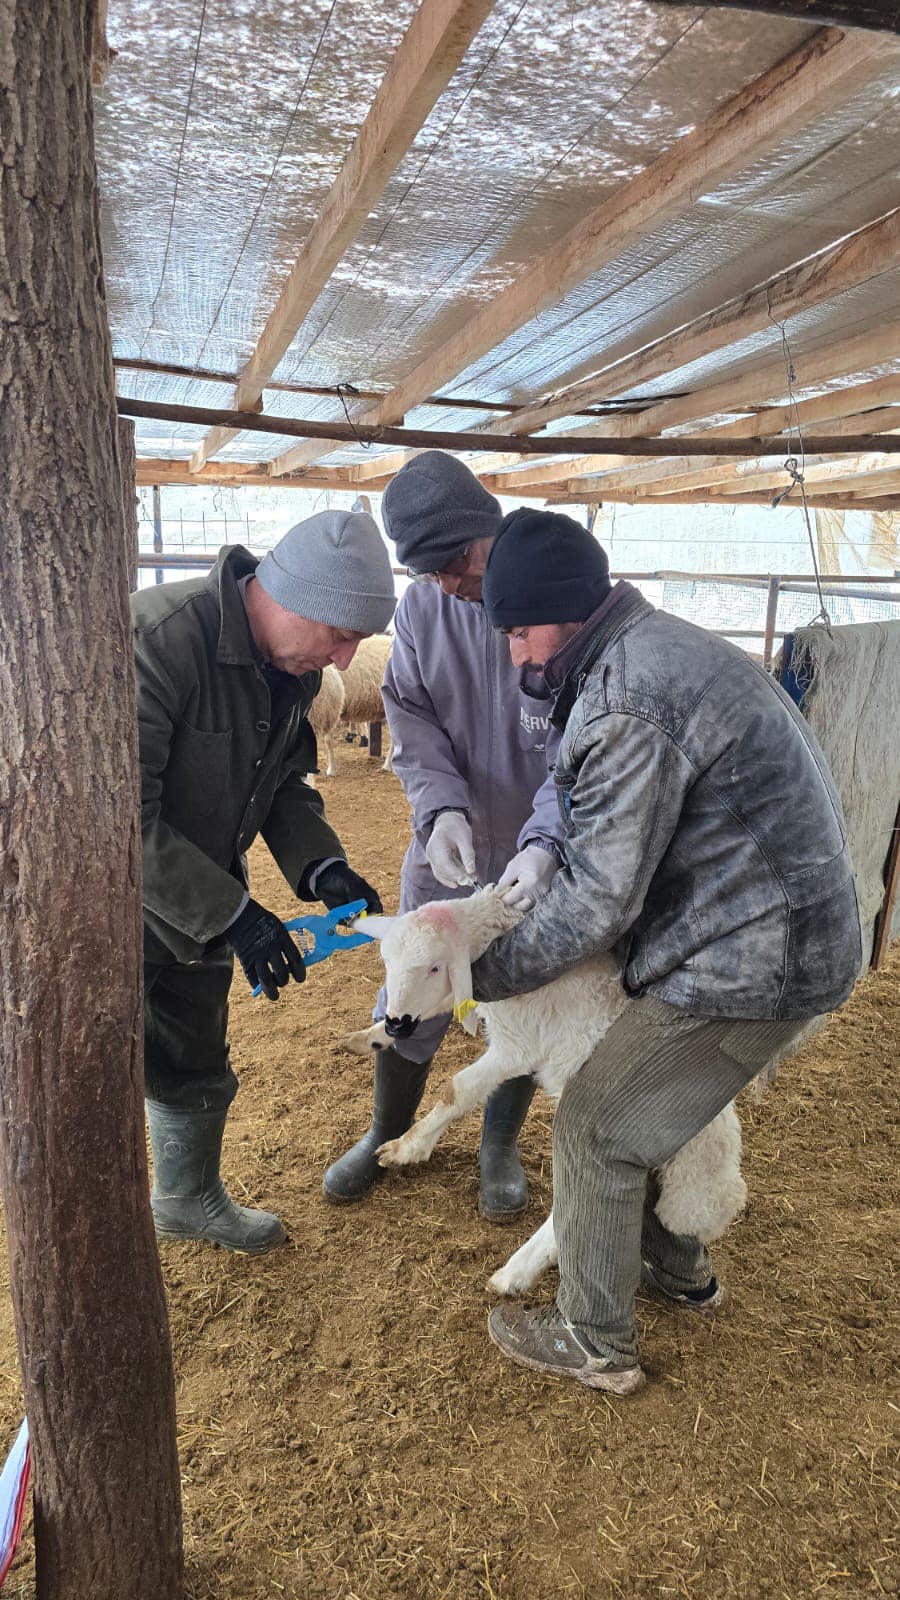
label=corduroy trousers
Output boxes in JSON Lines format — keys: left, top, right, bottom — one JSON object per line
{"left": 553, "top": 996, "right": 804, "bottom": 1363}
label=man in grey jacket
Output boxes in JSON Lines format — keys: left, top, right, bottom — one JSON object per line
{"left": 472, "top": 509, "right": 861, "bottom": 1393}
{"left": 134, "top": 511, "right": 394, "bottom": 1253}
{"left": 323, "top": 454, "right": 569, "bottom": 1218}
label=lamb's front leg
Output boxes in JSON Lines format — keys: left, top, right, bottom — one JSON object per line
{"left": 488, "top": 1213, "right": 557, "bottom": 1296}
{"left": 377, "top": 1048, "right": 522, "bottom": 1168}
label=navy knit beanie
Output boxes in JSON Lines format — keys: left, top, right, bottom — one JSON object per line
{"left": 482, "top": 508, "right": 611, "bottom": 627}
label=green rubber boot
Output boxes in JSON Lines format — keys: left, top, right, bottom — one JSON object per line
{"left": 323, "top": 1046, "right": 430, "bottom": 1203}
{"left": 479, "top": 1074, "right": 537, "bottom": 1221}
{"left": 147, "top": 1102, "right": 287, "bottom": 1254}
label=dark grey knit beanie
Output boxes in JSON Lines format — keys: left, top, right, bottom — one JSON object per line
{"left": 382, "top": 451, "right": 502, "bottom": 573}
{"left": 256, "top": 510, "right": 396, "bottom": 633}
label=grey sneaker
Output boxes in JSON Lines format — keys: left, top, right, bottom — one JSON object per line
{"left": 488, "top": 1304, "right": 645, "bottom": 1394}
{"left": 641, "top": 1260, "right": 727, "bottom": 1315}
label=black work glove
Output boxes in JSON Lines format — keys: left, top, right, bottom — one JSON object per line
{"left": 302, "top": 858, "right": 383, "bottom": 914}
{"left": 227, "top": 897, "right": 306, "bottom": 1002}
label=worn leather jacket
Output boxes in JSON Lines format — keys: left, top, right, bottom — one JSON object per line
{"left": 473, "top": 583, "right": 861, "bottom": 1021}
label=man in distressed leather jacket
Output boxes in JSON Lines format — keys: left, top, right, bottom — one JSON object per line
{"left": 323, "top": 453, "right": 573, "bottom": 1219}
{"left": 473, "top": 509, "right": 861, "bottom": 1395}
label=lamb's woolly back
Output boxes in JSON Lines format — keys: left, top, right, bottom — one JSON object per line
{"left": 338, "top": 634, "right": 392, "bottom": 724}
{"left": 307, "top": 665, "right": 345, "bottom": 736}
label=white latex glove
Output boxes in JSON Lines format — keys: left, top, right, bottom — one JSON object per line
{"left": 426, "top": 811, "right": 477, "bottom": 888}
{"left": 497, "top": 845, "right": 560, "bottom": 911}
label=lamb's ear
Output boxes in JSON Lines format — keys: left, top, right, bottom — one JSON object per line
{"left": 356, "top": 914, "right": 396, "bottom": 942}
{"left": 448, "top": 945, "right": 478, "bottom": 1035}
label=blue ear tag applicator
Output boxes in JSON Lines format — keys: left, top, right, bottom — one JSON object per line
{"left": 250, "top": 899, "right": 373, "bottom": 996}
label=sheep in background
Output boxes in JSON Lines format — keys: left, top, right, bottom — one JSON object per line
{"left": 344, "top": 887, "right": 745, "bottom": 1296}
{"left": 338, "top": 633, "right": 393, "bottom": 771}
{"left": 306, "top": 665, "right": 345, "bottom": 780}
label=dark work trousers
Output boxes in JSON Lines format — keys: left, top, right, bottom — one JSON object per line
{"left": 553, "top": 996, "right": 805, "bottom": 1364}
{"left": 144, "top": 946, "right": 239, "bottom": 1112}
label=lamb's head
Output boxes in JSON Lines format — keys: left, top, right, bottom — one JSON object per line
{"left": 361, "top": 902, "right": 478, "bottom": 1037}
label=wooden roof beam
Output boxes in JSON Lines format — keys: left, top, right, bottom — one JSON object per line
{"left": 548, "top": 321, "right": 900, "bottom": 447}
{"left": 486, "top": 382, "right": 900, "bottom": 494}
{"left": 681, "top": 372, "right": 900, "bottom": 441}
{"left": 134, "top": 458, "right": 381, "bottom": 491}
{"left": 188, "top": 0, "right": 497, "bottom": 474}
{"left": 650, "top": 3, "right": 900, "bottom": 36}
{"left": 540, "top": 446, "right": 892, "bottom": 498}
{"left": 627, "top": 456, "right": 900, "bottom": 498}
{"left": 268, "top": 25, "right": 877, "bottom": 476}
{"left": 496, "top": 206, "right": 900, "bottom": 437}
{"left": 118, "top": 395, "right": 900, "bottom": 460}
{"left": 544, "top": 485, "right": 900, "bottom": 509}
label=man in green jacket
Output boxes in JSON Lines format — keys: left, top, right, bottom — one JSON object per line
{"left": 133, "top": 509, "right": 395, "bottom": 1253}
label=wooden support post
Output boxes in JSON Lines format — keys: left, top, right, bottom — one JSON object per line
{"left": 117, "top": 417, "right": 139, "bottom": 592}
{"left": 0, "top": 4, "right": 183, "bottom": 1595}
{"left": 152, "top": 482, "right": 164, "bottom": 585}
{"left": 368, "top": 720, "right": 383, "bottom": 761}
{"left": 762, "top": 576, "right": 782, "bottom": 670}
{"left": 871, "top": 800, "right": 900, "bottom": 969}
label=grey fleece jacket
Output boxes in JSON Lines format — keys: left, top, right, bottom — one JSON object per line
{"left": 383, "top": 579, "right": 565, "bottom": 891}
{"left": 472, "top": 583, "right": 862, "bottom": 1022}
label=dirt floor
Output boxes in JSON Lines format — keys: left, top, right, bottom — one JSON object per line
{"left": 1, "top": 740, "right": 898, "bottom": 1598}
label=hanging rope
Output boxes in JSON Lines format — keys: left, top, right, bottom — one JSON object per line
{"left": 767, "top": 308, "right": 833, "bottom": 633}
{"left": 335, "top": 383, "right": 372, "bottom": 451}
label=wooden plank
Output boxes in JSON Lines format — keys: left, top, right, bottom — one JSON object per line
{"left": 696, "top": 374, "right": 900, "bottom": 441}
{"left": 568, "top": 448, "right": 862, "bottom": 497}
{"left": 114, "top": 357, "right": 576, "bottom": 416}
{"left": 652, "top": 2, "right": 900, "bottom": 36}
{"left": 553, "top": 322, "right": 900, "bottom": 446}
{"left": 566, "top": 453, "right": 900, "bottom": 499}
{"left": 268, "top": 26, "right": 877, "bottom": 476}
{"left": 498, "top": 207, "right": 900, "bottom": 437}
{"left": 484, "top": 419, "right": 899, "bottom": 495}
{"left": 189, "top": 0, "right": 497, "bottom": 472}
{"left": 762, "top": 577, "right": 782, "bottom": 670}
{"left": 871, "top": 800, "right": 900, "bottom": 969}
{"left": 133, "top": 456, "right": 388, "bottom": 490}
{"left": 652, "top": 458, "right": 900, "bottom": 497}
{"left": 544, "top": 485, "right": 900, "bottom": 508}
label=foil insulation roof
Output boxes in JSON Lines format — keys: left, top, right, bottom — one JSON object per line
{"left": 98, "top": 1, "right": 900, "bottom": 467}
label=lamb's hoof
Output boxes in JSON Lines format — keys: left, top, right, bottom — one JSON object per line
{"left": 487, "top": 1268, "right": 518, "bottom": 1297}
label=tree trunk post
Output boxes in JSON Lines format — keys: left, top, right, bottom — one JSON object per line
{"left": 0, "top": 4, "right": 184, "bottom": 1596}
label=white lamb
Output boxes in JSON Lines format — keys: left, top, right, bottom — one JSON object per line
{"left": 345, "top": 887, "right": 746, "bottom": 1296}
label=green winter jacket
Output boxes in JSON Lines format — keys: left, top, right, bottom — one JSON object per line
{"left": 132, "top": 545, "right": 345, "bottom": 964}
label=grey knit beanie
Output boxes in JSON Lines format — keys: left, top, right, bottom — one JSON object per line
{"left": 382, "top": 450, "right": 502, "bottom": 573}
{"left": 255, "top": 510, "right": 396, "bottom": 633}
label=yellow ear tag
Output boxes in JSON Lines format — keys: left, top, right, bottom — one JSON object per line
{"left": 453, "top": 998, "right": 478, "bottom": 1026}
